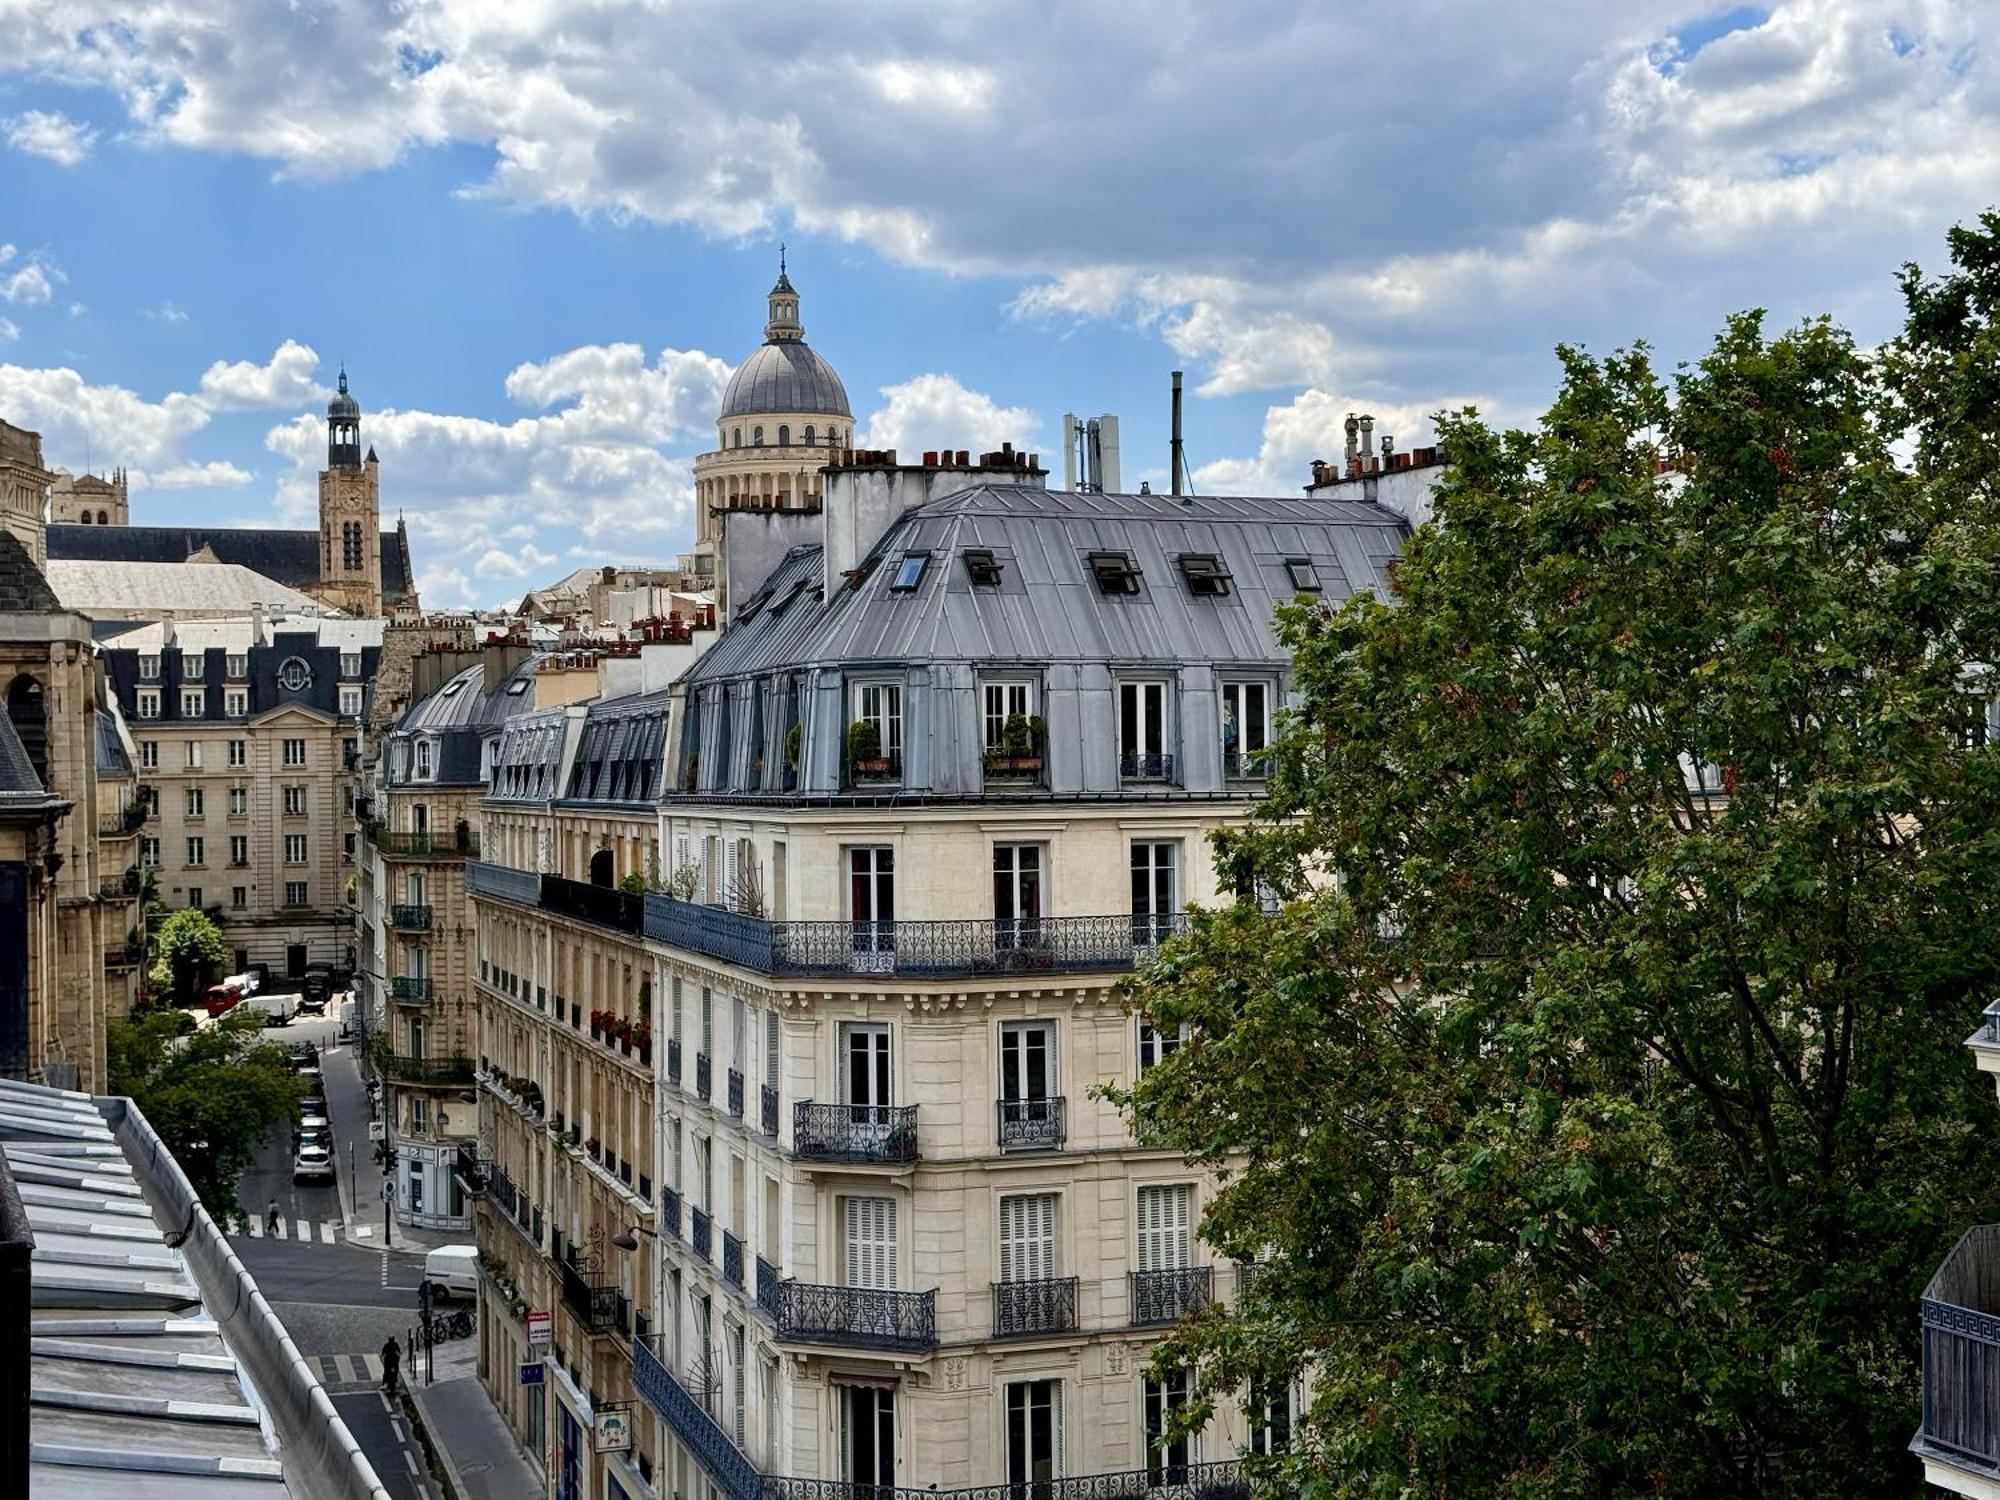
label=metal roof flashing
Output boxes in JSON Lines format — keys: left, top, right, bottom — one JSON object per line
{"left": 0, "top": 1077, "right": 390, "bottom": 1500}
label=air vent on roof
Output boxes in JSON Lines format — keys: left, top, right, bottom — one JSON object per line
{"left": 1178, "top": 553, "right": 1232, "bottom": 596}
{"left": 1089, "top": 551, "right": 1142, "bottom": 595}
{"left": 963, "top": 548, "right": 1003, "bottom": 586}
{"left": 1284, "top": 558, "right": 1322, "bottom": 593}
{"left": 889, "top": 553, "right": 929, "bottom": 592}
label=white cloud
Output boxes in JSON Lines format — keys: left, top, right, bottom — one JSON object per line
{"left": 5, "top": 109, "right": 94, "bottom": 165}
{"left": 130, "top": 459, "right": 253, "bottom": 488}
{"left": 197, "top": 339, "right": 328, "bottom": 410}
{"left": 0, "top": 244, "right": 60, "bottom": 306}
{"left": 0, "top": 317, "right": 17, "bottom": 342}
{"left": 146, "top": 301, "right": 190, "bottom": 324}
{"left": 0, "top": 361, "right": 211, "bottom": 468}
{"left": 859, "top": 374, "right": 1038, "bottom": 456}
{"left": 1193, "top": 388, "right": 1491, "bottom": 498}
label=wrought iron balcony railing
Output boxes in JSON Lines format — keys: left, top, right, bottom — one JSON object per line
{"left": 390, "top": 903, "right": 433, "bottom": 931}
{"left": 542, "top": 871, "right": 643, "bottom": 933}
{"left": 632, "top": 1335, "right": 761, "bottom": 1500}
{"left": 452, "top": 1142, "right": 485, "bottom": 1195}
{"left": 760, "top": 1083, "right": 779, "bottom": 1138}
{"left": 1119, "top": 751, "right": 1176, "bottom": 782}
{"left": 992, "top": 1276, "right": 1080, "bottom": 1338}
{"left": 696, "top": 1052, "right": 712, "bottom": 1100}
{"left": 559, "top": 1254, "right": 629, "bottom": 1336}
{"left": 756, "top": 1462, "right": 1248, "bottom": 1500}
{"left": 727, "top": 1068, "right": 745, "bottom": 1118}
{"left": 772, "top": 1280, "right": 937, "bottom": 1351}
{"left": 792, "top": 1102, "right": 919, "bottom": 1164}
{"left": 667, "top": 1036, "right": 683, "bottom": 1085}
{"left": 390, "top": 975, "right": 434, "bottom": 1003}
{"left": 997, "top": 1096, "right": 1066, "bottom": 1152}
{"left": 662, "top": 1186, "right": 682, "bottom": 1240}
{"left": 723, "top": 1230, "right": 744, "bottom": 1288}
{"left": 373, "top": 827, "right": 480, "bottom": 858}
{"left": 1221, "top": 749, "right": 1271, "bottom": 780}
{"left": 691, "top": 1205, "right": 712, "bottom": 1261}
{"left": 755, "top": 1256, "right": 781, "bottom": 1322}
{"left": 1130, "top": 1266, "right": 1214, "bottom": 1327}
{"left": 1919, "top": 1222, "right": 2000, "bottom": 1474}
{"left": 379, "top": 1054, "right": 474, "bottom": 1084}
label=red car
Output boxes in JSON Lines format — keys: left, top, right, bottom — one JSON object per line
{"left": 204, "top": 985, "right": 242, "bottom": 1018}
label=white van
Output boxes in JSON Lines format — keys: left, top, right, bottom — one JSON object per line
{"left": 424, "top": 1244, "right": 480, "bottom": 1301}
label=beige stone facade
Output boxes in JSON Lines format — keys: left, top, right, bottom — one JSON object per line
{"left": 50, "top": 469, "right": 129, "bottom": 526}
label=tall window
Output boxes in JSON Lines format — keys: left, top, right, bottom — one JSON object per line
{"left": 184, "top": 787, "right": 203, "bottom": 817}
{"left": 1118, "top": 681, "right": 1169, "bottom": 779}
{"left": 229, "top": 786, "right": 248, "bottom": 815}
{"left": 842, "top": 1022, "right": 892, "bottom": 1124}
{"left": 140, "top": 837, "right": 159, "bottom": 868}
{"left": 342, "top": 520, "right": 363, "bottom": 571}
{"left": 851, "top": 682, "right": 903, "bottom": 767}
{"left": 181, "top": 688, "right": 205, "bottom": 717}
{"left": 1131, "top": 842, "right": 1179, "bottom": 946}
{"left": 224, "top": 689, "right": 248, "bottom": 718}
{"left": 226, "top": 654, "right": 247, "bottom": 679}
{"left": 1247, "top": 1378, "right": 1293, "bottom": 1456}
{"left": 999, "top": 1192, "right": 1057, "bottom": 1284}
{"left": 229, "top": 739, "right": 247, "bottom": 767}
{"left": 285, "top": 834, "right": 308, "bottom": 863}
{"left": 1143, "top": 1371, "right": 1194, "bottom": 1481}
{"left": 1137, "top": 1184, "right": 1193, "bottom": 1272}
{"left": 992, "top": 844, "right": 1042, "bottom": 946}
{"left": 185, "top": 836, "right": 205, "bottom": 866}
{"left": 185, "top": 741, "right": 202, "bottom": 769}
{"left": 842, "top": 1195, "right": 897, "bottom": 1289}
{"left": 138, "top": 654, "right": 160, "bottom": 680}
{"left": 848, "top": 847, "right": 895, "bottom": 961}
{"left": 230, "top": 835, "right": 248, "bottom": 865}
{"left": 140, "top": 740, "right": 158, "bottom": 769}
{"left": 339, "top": 686, "right": 363, "bottom": 717}
{"left": 284, "top": 785, "right": 307, "bottom": 816}
{"left": 838, "top": 1386, "right": 895, "bottom": 1496}
{"left": 136, "top": 689, "right": 159, "bottom": 720}
{"left": 1000, "top": 1022, "right": 1056, "bottom": 1107}
{"left": 340, "top": 652, "right": 362, "bottom": 678}
{"left": 983, "top": 680, "right": 1035, "bottom": 748}
{"left": 283, "top": 738, "right": 306, "bottom": 767}
{"left": 1007, "top": 1380, "right": 1062, "bottom": 1489}
{"left": 1220, "top": 681, "right": 1271, "bottom": 777}
{"left": 1138, "top": 1019, "right": 1187, "bottom": 1072}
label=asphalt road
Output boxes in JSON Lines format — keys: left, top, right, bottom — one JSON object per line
{"left": 335, "top": 1390, "right": 431, "bottom": 1500}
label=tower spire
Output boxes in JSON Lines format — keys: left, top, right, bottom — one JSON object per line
{"left": 765, "top": 254, "right": 801, "bottom": 341}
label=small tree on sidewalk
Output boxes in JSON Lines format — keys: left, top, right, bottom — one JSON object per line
{"left": 148, "top": 907, "right": 228, "bottom": 1003}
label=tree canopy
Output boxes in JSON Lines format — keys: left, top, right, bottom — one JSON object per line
{"left": 147, "top": 906, "right": 228, "bottom": 1002}
{"left": 1125, "top": 213, "right": 2000, "bottom": 1496}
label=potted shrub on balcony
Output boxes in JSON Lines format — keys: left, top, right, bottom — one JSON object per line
{"left": 586, "top": 1136, "right": 601, "bottom": 1160}
{"left": 848, "top": 719, "right": 891, "bottom": 778}
{"left": 986, "top": 713, "right": 1046, "bottom": 777}
{"left": 785, "top": 722, "right": 802, "bottom": 774}
{"left": 635, "top": 1023, "right": 653, "bottom": 1066}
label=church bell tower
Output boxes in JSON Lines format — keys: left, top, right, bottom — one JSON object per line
{"left": 317, "top": 368, "right": 383, "bottom": 617}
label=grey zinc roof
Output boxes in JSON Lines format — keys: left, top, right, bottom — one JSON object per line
{"left": 685, "top": 483, "right": 1408, "bottom": 684}
{"left": 388, "top": 655, "right": 547, "bottom": 786}
{"left": 718, "top": 340, "right": 851, "bottom": 420}
{"left": 46, "top": 524, "right": 419, "bottom": 608}
{"left": 46, "top": 561, "right": 324, "bottom": 617}
{"left": 0, "top": 705, "right": 53, "bottom": 803}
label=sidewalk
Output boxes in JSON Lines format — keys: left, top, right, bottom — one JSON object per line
{"left": 407, "top": 1340, "right": 544, "bottom": 1500}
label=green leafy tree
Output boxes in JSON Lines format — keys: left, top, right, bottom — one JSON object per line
{"left": 1124, "top": 215, "right": 2000, "bottom": 1497}
{"left": 147, "top": 907, "right": 228, "bottom": 1002}
{"left": 107, "top": 1009, "right": 302, "bottom": 1229}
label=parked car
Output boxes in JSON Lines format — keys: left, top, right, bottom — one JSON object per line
{"left": 245, "top": 992, "right": 298, "bottom": 1027}
{"left": 423, "top": 1245, "right": 479, "bottom": 1301}
{"left": 295, "top": 1110, "right": 330, "bottom": 1144}
{"left": 296, "top": 1128, "right": 330, "bottom": 1156}
{"left": 302, "top": 965, "right": 335, "bottom": 1009}
{"left": 204, "top": 986, "right": 242, "bottom": 1018}
{"left": 292, "top": 1144, "right": 335, "bottom": 1183}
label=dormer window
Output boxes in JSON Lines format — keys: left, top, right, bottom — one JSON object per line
{"left": 889, "top": 553, "right": 929, "bottom": 592}
{"left": 1178, "top": 553, "right": 1232, "bottom": 596}
{"left": 225, "top": 654, "right": 247, "bottom": 680}
{"left": 963, "top": 548, "right": 1003, "bottom": 586}
{"left": 1284, "top": 558, "right": 1321, "bottom": 593}
{"left": 1090, "top": 551, "right": 1142, "bottom": 596}
{"left": 139, "top": 654, "right": 161, "bottom": 680}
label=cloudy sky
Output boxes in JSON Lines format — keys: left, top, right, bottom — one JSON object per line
{"left": 0, "top": 0, "right": 1991, "bottom": 608}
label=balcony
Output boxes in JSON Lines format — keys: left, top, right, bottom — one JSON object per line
{"left": 997, "top": 1096, "right": 1066, "bottom": 1153}
{"left": 1130, "top": 1266, "right": 1213, "bottom": 1326}
{"left": 760, "top": 1464, "right": 1247, "bottom": 1500}
{"left": 379, "top": 1054, "right": 474, "bottom": 1085}
{"left": 691, "top": 1205, "right": 711, "bottom": 1261}
{"left": 727, "top": 1068, "right": 744, "bottom": 1118}
{"left": 390, "top": 975, "right": 434, "bottom": 1003}
{"left": 759, "top": 1084, "right": 779, "bottom": 1138}
{"left": 98, "top": 802, "right": 149, "bottom": 837}
{"left": 1119, "top": 751, "right": 1176, "bottom": 782}
{"left": 722, "top": 1230, "right": 744, "bottom": 1288}
{"left": 104, "top": 938, "right": 142, "bottom": 971}
{"left": 772, "top": 1280, "right": 937, "bottom": 1351}
{"left": 792, "top": 1102, "right": 919, "bottom": 1165}
{"left": 755, "top": 1256, "right": 781, "bottom": 1322}
{"left": 1221, "top": 748, "right": 1270, "bottom": 780}
{"left": 661, "top": 1186, "right": 682, "bottom": 1240}
{"left": 992, "top": 1276, "right": 1080, "bottom": 1338}
{"left": 372, "top": 826, "right": 480, "bottom": 859}
{"left": 695, "top": 1052, "right": 712, "bottom": 1100}
{"left": 390, "top": 903, "right": 433, "bottom": 931}
{"left": 541, "top": 872, "right": 643, "bottom": 933}
{"left": 1917, "top": 1223, "right": 2000, "bottom": 1486}
{"left": 558, "top": 1254, "right": 629, "bottom": 1337}
{"left": 632, "top": 1335, "right": 762, "bottom": 1500}
{"left": 452, "top": 1142, "right": 486, "bottom": 1195}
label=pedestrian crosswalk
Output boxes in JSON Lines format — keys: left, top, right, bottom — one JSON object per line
{"left": 237, "top": 1215, "right": 346, "bottom": 1244}
{"left": 311, "top": 1352, "right": 385, "bottom": 1388}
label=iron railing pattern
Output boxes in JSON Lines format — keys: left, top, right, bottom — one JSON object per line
{"left": 992, "top": 1276, "right": 1080, "bottom": 1338}
{"left": 760, "top": 1084, "right": 780, "bottom": 1138}
{"left": 632, "top": 1335, "right": 761, "bottom": 1500}
{"left": 390, "top": 975, "right": 434, "bottom": 1002}
{"left": 486, "top": 1164, "right": 542, "bottom": 1247}
{"left": 723, "top": 1230, "right": 744, "bottom": 1288}
{"left": 373, "top": 827, "right": 481, "bottom": 858}
{"left": 773, "top": 1280, "right": 937, "bottom": 1351}
{"left": 728, "top": 1068, "right": 745, "bottom": 1118}
{"left": 691, "top": 1205, "right": 712, "bottom": 1261}
{"left": 1119, "top": 752, "right": 1176, "bottom": 781}
{"left": 559, "top": 1255, "right": 629, "bottom": 1336}
{"left": 452, "top": 1142, "right": 485, "bottom": 1194}
{"left": 1221, "top": 750, "right": 1271, "bottom": 780}
{"left": 792, "top": 1103, "right": 919, "bottom": 1164}
{"left": 696, "top": 1052, "right": 712, "bottom": 1100}
{"left": 997, "top": 1096, "right": 1066, "bottom": 1152}
{"left": 756, "top": 1257, "right": 781, "bottom": 1321}
{"left": 467, "top": 859, "right": 540, "bottom": 906}
{"left": 662, "top": 1187, "right": 682, "bottom": 1240}
{"left": 1130, "top": 1266, "right": 1214, "bottom": 1326}
{"left": 380, "top": 1054, "right": 473, "bottom": 1084}
{"left": 1920, "top": 1224, "right": 2000, "bottom": 1469}
{"left": 389, "top": 903, "right": 433, "bottom": 930}
{"left": 542, "top": 872, "right": 643, "bottom": 933}
{"left": 757, "top": 1462, "right": 1247, "bottom": 1500}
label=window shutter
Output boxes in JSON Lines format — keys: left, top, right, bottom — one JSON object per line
{"left": 766, "top": 1011, "right": 781, "bottom": 1090}
{"left": 724, "top": 838, "right": 741, "bottom": 907}
{"left": 1001, "top": 1193, "right": 1055, "bottom": 1283}
{"left": 1138, "top": 1184, "right": 1189, "bottom": 1271}
{"left": 845, "top": 1196, "right": 897, "bottom": 1289}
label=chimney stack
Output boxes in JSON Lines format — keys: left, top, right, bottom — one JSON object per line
{"left": 1169, "top": 372, "right": 1185, "bottom": 498}
{"left": 1344, "top": 413, "right": 1359, "bottom": 469}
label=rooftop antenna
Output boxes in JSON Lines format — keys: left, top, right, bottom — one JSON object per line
{"left": 779, "top": 241, "right": 786, "bottom": 277}
{"left": 1169, "top": 371, "right": 1186, "bottom": 498}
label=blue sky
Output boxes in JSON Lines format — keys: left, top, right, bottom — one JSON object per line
{"left": 0, "top": 0, "right": 1992, "bottom": 608}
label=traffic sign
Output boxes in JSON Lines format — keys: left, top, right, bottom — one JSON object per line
{"left": 381, "top": 1177, "right": 394, "bottom": 1201}
{"left": 526, "top": 1309, "right": 552, "bottom": 1350}
{"left": 367, "top": 1121, "right": 385, "bottom": 1142}
{"left": 519, "top": 1362, "right": 545, "bottom": 1386}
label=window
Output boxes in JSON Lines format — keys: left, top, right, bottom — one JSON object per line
{"left": 181, "top": 688, "right": 205, "bottom": 717}
{"left": 999, "top": 1022, "right": 1058, "bottom": 1148}
{"left": 1220, "top": 681, "right": 1271, "bottom": 777}
{"left": 226, "top": 654, "right": 247, "bottom": 679}
{"left": 138, "top": 654, "right": 161, "bottom": 680}
{"left": 339, "top": 520, "right": 363, "bottom": 572}
{"left": 415, "top": 740, "right": 433, "bottom": 778}
{"left": 184, "top": 787, "right": 204, "bottom": 817}
{"left": 140, "top": 740, "right": 158, "bottom": 769}
{"left": 848, "top": 848, "right": 895, "bottom": 961}
{"left": 1248, "top": 1378, "right": 1293, "bottom": 1457}
{"left": 231, "top": 886, "right": 247, "bottom": 909}
{"left": 839, "top": 1386, "right": 895, "bottom": 1495}
{"left": 1118, "top": 680, "right": 1169, "bottom": 779}
{"left": 1088, "top": 550, "right": 1141, "bottom": 595}
{"left": 224, "top": 688, "right": 248, "bottom": 718}
{"left": 732, "top": 427, "right": 742, "bottom": 448}
{"left": 283, "top": 738, "right": 306, "bottom": 767}
{"left": 1000, "top": 1193, "right": 1057, "bottom": 1283}
{"left": 963, "top": 548, "right": 1003, "bottom": 586}
{"left": 185, "top": 741, "right": 202, "bottom": 769}
{"left": 277, "top": 658, "right": 311, "bottom": 693}
{"left": 340, "top": 652, "right": 362, "bottom": 678}
{"left": 136, "top": 689, "right": 159, "bottom": 720}
{"left": 1284, "top": 557, "right": 1321, "bottom": 593}
{"left": 1177, "top": 553, "right": 1232, "bottom": 596}
{"left": 185, "top": 836, "right": 205, "bottom": 866}
{"left": 1143, "top": 1370, "right": 1194, "bottom": 1480}
{"left": 229, "top": 739, "right": 246, "bottom": 767}
{"left": 140, "top": 837, "right": 159, "bottom": 868}
{"left": 842, "top": 1195, "right": 897, "bottom": 1289}
{"left": 230, "top": 834, "right": 249, "bottom": 866}
{"left": 285, "top": 834, "right": 308, "bottom": 863}
{"left": 1138, "top": 1020, "right": 1187, "bottom": 1072}
{"left": 339, "top": 686, "right": 362, "bottom": 717}
{"left": 284, "top": 785, "right": 307, "bottom": 816}
{"left": 851, "top": 682, "right": 903, "bottom": 767}
{"left": 1137, "top": 1184, "right": 1193, "bottom": 1272}
{"left": 1006, "top": 1379, "right": 1062, "bottom": 1488}
{"left": 889, "top": 552, "right": 928, "bottom": 591}
{"left": 229, "top": 786, "right": 248, "bottom": 815}
{"left": 186, "top": 886, "right": 202, "bottom": 910}
{"left": 993, "top": 843, "right": 1043, "bottom": 945}
{"left": 803, "top": 425, "right": 816, "bottom": 446}
{"left": 982, "top": 680, "right": 1034, "bottom": 749}
{"left": 777, "top": 425, "right": 790, "bottom": 446}
{"left": 284, "top": 880, "right": 308, "bottom": 907}
{"left": 841, "top": 1023, "right": 892, "bottom": 1126}
{"left": 1132, "top": 842, "right": 1179, "bottom": 946}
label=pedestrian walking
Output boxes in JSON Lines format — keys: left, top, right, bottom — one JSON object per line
{"left": 380, "top": 1336, "right": 401, "bottom": 1397}
{"left": 265, "top": 1199, "right": 280, "bottom": 1236}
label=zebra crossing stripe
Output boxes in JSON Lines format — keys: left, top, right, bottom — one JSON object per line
{"left": 237, "top": 1217, "right": 340, "bottom": 1242}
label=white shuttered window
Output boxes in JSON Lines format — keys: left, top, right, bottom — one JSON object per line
{"left": 1136, "top": 1184, "right": 1192, "bottom": 1272}
{"left": 999, "top": 1193, "right": 1057, "bottom": 1283}
{"left": 844, "top": 1196, "right": 898, "bottom": 1289}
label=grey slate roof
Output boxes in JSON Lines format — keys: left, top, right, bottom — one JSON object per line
{"left": 0, "top": 704, "right": 51, "bottom": 802}
{"left": 387, "top": 656, "right": 545, "bottom": 786}
{"left": 0, "top": 528, "right": 60, "bottom": 612}
{"left": 47, "top": 560, "right": 325, "bottom": 616}
{"left": 718, "top": 340, "right": 851, "bottom": 421}
{"left": 46, "top": 523, "right": 418, "bottom": 608}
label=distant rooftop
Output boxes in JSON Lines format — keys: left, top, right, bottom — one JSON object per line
{"left": 47, "top": 560, "right": 326, "bottom": 618}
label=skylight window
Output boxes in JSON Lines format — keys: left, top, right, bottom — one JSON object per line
{"left": 441, "top": 680, "right": 465, "bottom": 697}
{"left": 890, "top": 553, "right": 929, "bottom": 592}
{"left": 1089, "top": 551, "right": 1142, "bottom": 595}
{"left": 963, "top": 548, "right": 1003, "bottom": 586}
{"left": 1178, "top": 553, "right": 1233, "bottom": 596}
{"left": 506, "top": 679, "right": 530, "bottom": 695}
{"left": 1284, "top": 558, "right": 1322, "bottom": 593}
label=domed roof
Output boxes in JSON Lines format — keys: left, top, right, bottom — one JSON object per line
{"left": 327, "top": 368, "right": 359, "bottom": 420}
{"left": 719, "top": 340, "right": 851, "bottom": 421}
